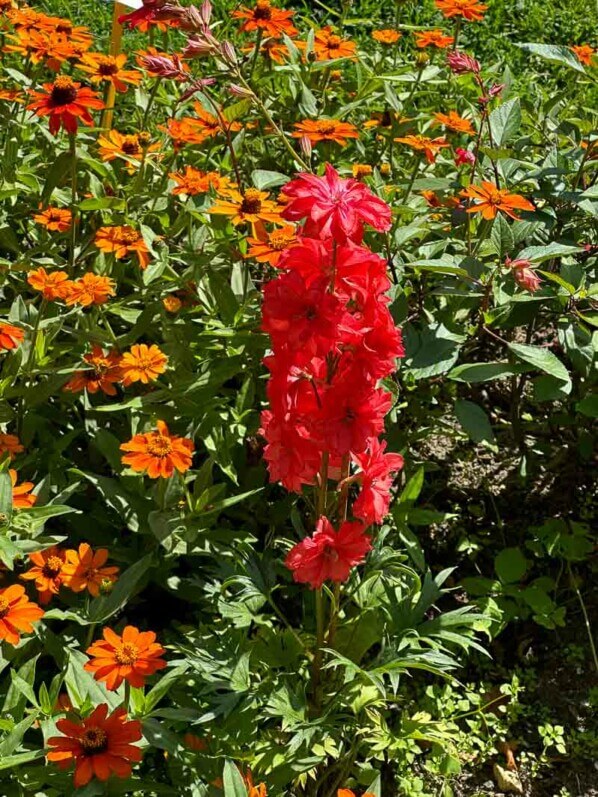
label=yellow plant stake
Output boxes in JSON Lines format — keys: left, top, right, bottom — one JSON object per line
{"left": 101, "top": 0, "right": 140, "bottom": 129}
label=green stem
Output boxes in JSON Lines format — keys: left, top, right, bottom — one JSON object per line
{"left": 567, "top": 562, "right": 598, "bottom": 674}
{"left": 249, "top": 29, "right": 263, "bottom": 79}
{"left": 141, "top": 78, "right": 162, "bottom": 131}
{"left": 17, "top": 299, "right": 47, "bottom": 437}
{"left": 68, "top": 134, "right": 78, "bottom": 274}
{"left": 123, "top": 680, "right": 131, "bottom": 713}
{"left": 401, "top": 156, "right": 421, "bottom": 204}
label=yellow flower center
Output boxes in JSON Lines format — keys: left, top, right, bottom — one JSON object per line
{"left": 269, "top": 231, "right": 294, "bottom": 251}
{"left": 51, "top": 76, "right": 77, "bottom": 105}
{"left": 119, "top": 228, "right": 141, "bottom": 245}
{"left": 0, "top": 596, "right": 9, "bottom": 618}
{"left": 121, "top": 135, "right": 141, "bottom": 155}
{"left": 146, "top": 434, "right": 173, "bottom": 458}
{"left": 80, "top": 727, "right": 108, "bottom": 754}
{"left": 114, "top": 642, "right": 139, "bottom": 666}
{"left": 254, "top": 0, "right": 272, "bottom": 19}
{"left": 42, "top": 556, "right": 63, "bottom": 578}
{"left": 241, "top": 189, "right": 263, "bottom": 214}
{"left": 317, "top": 120, "right": 338, "bottom": 135}
{"left": 486, "top": 188, "right": 505, "bottom": 206}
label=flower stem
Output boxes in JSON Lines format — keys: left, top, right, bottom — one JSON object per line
{"left": 68, "top": 133, "right": 78, "bottom": 274}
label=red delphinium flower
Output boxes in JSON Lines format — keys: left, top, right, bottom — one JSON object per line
{"left": 318, "top": 382, "right": 393, "bottom": 457}
{"left": 285, "top": 516, "right": 371, "bottom": 588}
{"left": 47, "top": 704, "right": 142, "bottom": 787}
{"left": 455, "top": 147, "right": 476, "bottom": 166}
{"left": 259, "top": 409, "right": 321, "bottom": 492}
{"left": 281, "top": 164, "right": 392, "bottom": 244}
{"left": 261, "top": 272, "right": 341, "bottom": 354}
{"left": 351, "top": 439, "right": 404, "bottom": 525}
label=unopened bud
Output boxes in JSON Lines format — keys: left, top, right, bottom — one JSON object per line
{"left": 415, "top": 51, "right": 429, "bottom": 68}
{"left": 229, "top": 82, "right": 255, "bottom": 98}
{"left": 182, "top": 35, "right": 218, "bottom": 59}
{"left": 380, "top": 162, "right": 392, "bottom": 177}
{"left": 200, "top": 0, "right": 212, "bottom": 25}
{"left": 138, "top": 131, "right": 152, "bottom": 146}
{"left": 299, "top": 134, "right": 312, "bottom": 159}
{"left": 447, "top": 50, "right": 481, "bottom": 75}
{"left": 220, "top": 40, "right": 237, "bottom": 65}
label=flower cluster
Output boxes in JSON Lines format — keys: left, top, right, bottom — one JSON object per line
{"left": 259, "top": 164, "right": 404, "bottom": 588}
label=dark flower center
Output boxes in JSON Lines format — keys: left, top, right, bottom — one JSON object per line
{"left": 121, "top": 136, "right": 140, "bottom": 154}
{"left": 317, "top": 120, "right": 337, "bottom": 135}
{"left": 241, "top": 189, "right": 263, "bottom": 214}
{"left": 254, "top": 0, "right": 272, "bottom": 19}
{"left": 97, "top": 57, "right": 119, "bottom": 76}
{"left": 327, "top": 35, "right": 342, "bottom": 49}
{"left": 42, "top": 556, "right": 63, "bottom": 578}
{"left": 51, "top": 77, "right": 77, "bottom": 105}
{"left": 80, "top": 727, "right": 108, "bottom": 754}
{"left": 323, "top": 545, "right": 339, "bottom": 562}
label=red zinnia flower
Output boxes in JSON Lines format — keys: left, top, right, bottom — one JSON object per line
{"left": 285, "top": 516, "right": 372, "bottom": 588}
{"left": 47, "top": 704, "right": 142, "bottom": 787}
{"left": 281, "top": 163, "right": 392, "bottom": 244}
{"left": 27, "top": 75, "right": 104, "bottom": 135}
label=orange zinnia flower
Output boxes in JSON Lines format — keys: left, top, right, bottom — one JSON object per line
{"left": 309, "top": 27, "right": 356, "bottom": 61}
{"left": 94, "top": 226, "right": 150, "bottom": 270}
{"left": 20, "top": 546, "right": 66, "bottom": 604}
{"left": 119, "top": 344, "right": 168, "bottom": 386}
{"left": 0, "top": 88, "right": 24, "bottom": 104}
{"left": 0, "top": 584, "right": 44, "bottom": 646}
{"left": 64, "top": 273, "right": 116, "bottom": 307}
{"left": 97, "top": 130, "right": 157, "bottom": 169}
{"left": 292, "top": 119, "right": 359, "bottom": 146}
{"left": 64, "top": 346, "right": 122, "bottom": 396}
{"left": 169, "top": 166, "right": 234, "bottom": 197}
{"left": 47, "top": 704, "right": 142, "bottom": 788}
{"left": 233, "top": 0, "right": 297, "bottom": 38}
{"left": 571, "top": 44, "right": 595, "bottom": 66}
{"left": 85, "top": 625, "right": 167, "bottom": 690}
{"left": 337, "top": 790, "right": 376, "bottom": 797}
{"left": 163, "top": 295, "right": 183, "bottom": 313}
{"left": 0, "top": 322, "right": 24, "bottom": 351}
{"left": 4, "top": 29, "right": 76, "bottom": 71}
{"left": 245, "top": 225, "right": 297, "bottom": 266}
{"left": 372, "top": 29, "right": 401, "bottom": 44}
{"left": 77, "top": 53, "right": 142, "bottom": 92}
{"left": 435, "top": 0, "right": 487, "bottom": 21}
{"left": 10, "top": 469, "right": 36, "bottom": 508}
{"left": 62, "top": 544, "right": 119, "bottom": 597}
{"left": 460, "top": 181, "right": 535, "bottom": 220}
{"left": 27, "top": 75, "right": 104, "bottom": 135}
{"left": 433, "top": 111, "right": 475, "bottom": 134}
{"left": 120, "top": 420, "right": 194, "bottom": 479}
{"left": 244, "top": 38, "right": 289, "bottom": 64}
{"left": 27, "top": 267, "right": 70, "bottom": 300}
{"left": 414, "top": 29, "right": 455, "bottom": 49}
{"left": 395, "top": 134, "right": 450, "bottom": 163}
{"left": 0, "top": 433, "right": 24, "bottom": 460}
{"left": 33, "top": 206, "right": 72, "bottom": 231}
{"left": 209, "top": 187, "right": 284, "bottom": 229}
{"left": 161, "top": 107, "right": 242, "bottom": 148}
{"left": 38, "top": 14, "right": 93, "bottom": 48}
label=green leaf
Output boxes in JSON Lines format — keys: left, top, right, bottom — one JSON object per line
{"left": 516, "top": 242, "right": 582, "bottom": 263}
{"left": 516, "top": 43, "right": 586, "bottom": 73}
{"left": 0, "top": 749, "right": 46, "bottom": 771}
{"left": 490, "top": 213, "right": 514, "bottom": 258}
{"left": 87, "top": 555, "right": 152, "bottom": 623}
{"left": 489, "top": 97, "right": 521, "bottom": 146}
{"left": 223, "top": 759, "right": 248, "bottom": 797}
{"left": 576, "top": 395, "right": 598, "bottom": 418}
{"left": 399, "top": 467, "right": 424, "bottom": 504}
{"left": 449, "top": 362, "right": 527, "bottom": 382}
{"left": 41, "top": 151, "right": 72, "bottom": 202}
{"left": 251, "top": 170, "right": 289, "bottom": 190}
{"left": 495, "top": 547, "right": 527, "bottom": 583}
{"left": 0, "top": 470, "right": 13, "bottom": 529}
{"left": 455, "top": 399, "right": 496, "bottom": 446}
{"left": 507, "top": 342, "right": 570, "bottom": 384}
